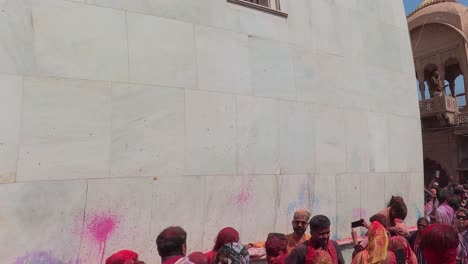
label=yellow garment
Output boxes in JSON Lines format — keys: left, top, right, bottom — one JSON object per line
{"left": 285, "top": 233, "right": 310, "bottom": 253}
{"left": 351, "top": 222, "right": 389, "bottom": 264}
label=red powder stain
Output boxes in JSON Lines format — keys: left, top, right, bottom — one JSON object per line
{"left": 85, "top": 212, "right": 119, "bottom": 264}
{"left": 229, "top": 177, "right": 254, "bottom": 207}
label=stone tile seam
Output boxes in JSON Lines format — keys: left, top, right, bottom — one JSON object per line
{"left": 58, "top": 0, "right": 409, "bottom": 53}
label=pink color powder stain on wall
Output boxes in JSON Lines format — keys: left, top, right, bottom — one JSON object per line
{"left": 85, "top": 212, "right": 119, "bottom": 264}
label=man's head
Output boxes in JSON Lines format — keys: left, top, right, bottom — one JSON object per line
{"left": 433, "top": 70, "right": 440, "bottom": 78}
{"left": 437, "top": 189, "right": 450, "bottom": 204}
{"left": 265, "top": 233, "right": 287, "bottom": 264}
{"left": 156, "top": 226, "right": 187, "bottom": 260}
{"left": 448, "top": 195, "right": 461, "bottom": 211}
{"left": 309, "top": 215, "right": 331, "bottom": 248}
{"left": 454, "top": 208, "right": 468, "bottom": 232}
{"left": 454, "top": 186, "right": 466, "bottom": 200}
{"left": 291, "top": 209, "right": 310, "bottom": 237}
{"left": 417, "top": 217, "right": 428, "bottom": 233}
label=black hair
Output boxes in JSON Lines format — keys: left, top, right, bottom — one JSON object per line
{"left": 417, "top": 217, "right": 428, "bottom": 225}
{"left": 437, "top": 189, "right": 450, "bottom": 204}
{"left": 309, "top": 215, "right": 331, "bottom": 230}
{"left": 448, "top": 196, "right": 461, "bottom": 211}
{"left": 156, "top": 226, "right": 187, "bottom": 258}
{"left": 390, "top": 197, "right": 407, "bottom": 220}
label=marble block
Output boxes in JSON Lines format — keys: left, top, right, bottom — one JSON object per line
{"left": 249, "top": 36, "right": 295, "bottom": 100}
{"left": 202, "top": 175, "right": 243, "bottom": 250}
{"left": 17, "top": 77, "right": 111, "bottom": 181}
{"left": 0, "top": 74, "right": 22, "bottom": 183}
{"left": 237, "top": 96, "right": 280, "bottom": 175}
{"left": 195, "top": 25, "right": 251, "bottom": 95}
{"left": 240, "top": 175, "right": 276, "bottom": 244}
{"left": 279, "top": 101, "right": 316, "bottom": 174}
{"left": 110, "top": 83, "right": 184, "bottom": 178}
{"left": 0, "top": 180, "right": 87, "bottom": 264}
{"left": 274, "top": 174, "right": 311, "bottom": 235}
{"left": 185, "top": 90, "right": 237, "bottom": 176}
{"left": 78, "top": 177, "right": 153, "bottom": 264}
{"left": 127, "top": 12, "right": 196, "bottom": 89}
{"left": 32, "top": 0, "right": 128, "bottom": 81}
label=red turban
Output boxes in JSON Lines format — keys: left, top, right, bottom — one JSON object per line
{"left": 105, "top": 250, "right": 138, "bottom": 264}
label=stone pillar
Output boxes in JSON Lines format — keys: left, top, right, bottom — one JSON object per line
{"left": 418, "top": 77, "right": 426, "bottom": 100}
{"left": 448, "top": 79, "right": 456, "bottom": 97}
{"left": 460, "top": 62, "right": 468, "bottom": 105}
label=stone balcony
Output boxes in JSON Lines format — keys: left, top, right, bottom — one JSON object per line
{"left": 419, "top": 95, "right": 459, "bottom": 126}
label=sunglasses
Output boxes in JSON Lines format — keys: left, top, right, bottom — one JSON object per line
{"left": 456, "top": 215, "right": 468, "bottom": 221}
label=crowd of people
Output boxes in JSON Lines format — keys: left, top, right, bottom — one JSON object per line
{"left": 104, "top": 181, "right": 468, "bottom": 264}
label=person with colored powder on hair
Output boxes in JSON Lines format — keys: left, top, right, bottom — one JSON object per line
{"left": 157, "top": 226, "right": 194, "bottom": 264}
{"left": 105, "top": 250, "right": 145, "bottom": 264}
{"left": 420, "top": 223, "right": 459, "bottom": 264}
{"left": 378, "top": 196, "right": 409, "bottom": 237}
{"left": 454, "top": 208, "right": 468, "bottom": 264}
{"left": 285, "top": 210, "right": 312, "bottom": 253}
{"left": 285, "top": 215, "right": 344, "bottom": 264}
{"left": 205, "top": 227, "right": 240, "bottom": 264}
{"left": 265, "top": 233, "right": 288, "bottom": 264}
{"left": 246, "top": 210, "right": 311, "bottom": 254}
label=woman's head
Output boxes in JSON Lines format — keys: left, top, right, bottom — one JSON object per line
{"left": 265, "top": 233, "right": 287, "bottom": 264}
{"left": 420, "top": 224, "right": 459, "bottom": 264}
{"left": 213, "top": 227, "right": 240, "bottom": 251}
{"left": 454, "top": 208, "right": 468, "bottom": 232}
{"left": 215, "top": 242, "right": 249, "bottom": 264}
{"left": 389, "top": 197, "right": 407, "bottom": 221}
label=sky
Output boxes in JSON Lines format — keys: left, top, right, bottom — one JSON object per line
{"left": 403, "top": 0, "right": 467, "bottom": 106}
{"left": 403, "top": 0, "right": 468, "bottom": 15}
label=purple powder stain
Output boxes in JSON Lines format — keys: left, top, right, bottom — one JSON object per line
{"left": 287, "top": 184, "right": 308, "bottom": 215}
{"left": 351, "top": 208, "right": 367, "bottom": 220}
{"left": 13, "top": 251, "right": 64, "bottom": 264}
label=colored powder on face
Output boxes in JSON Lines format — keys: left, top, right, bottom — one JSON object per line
{"left": 13, "top": 251, "right": 64, "bottom": 264}
{"left": 88, "top": 214, "right": 117, "bottom": 242}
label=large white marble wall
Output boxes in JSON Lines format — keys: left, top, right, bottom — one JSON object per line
{"left": 0, "top": 0, "right": 423, "bottom": 263}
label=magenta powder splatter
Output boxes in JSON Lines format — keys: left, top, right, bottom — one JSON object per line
{"left": 85, "top": 212, "right": 119, "bottom": 264}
